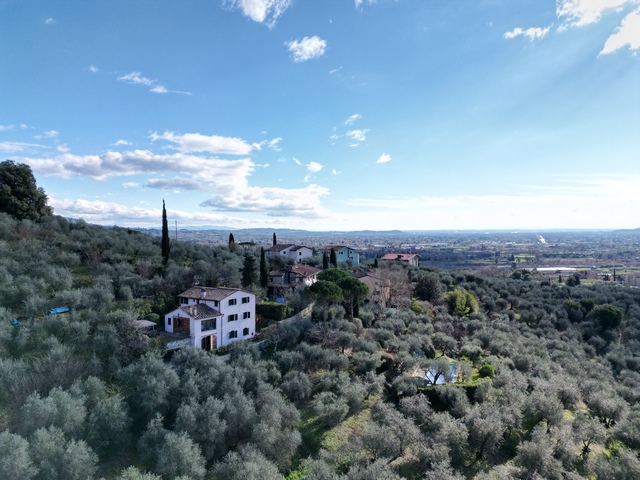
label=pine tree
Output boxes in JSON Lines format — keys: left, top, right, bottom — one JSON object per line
{"left": 322, "top": 251, "right": 329, "bottom": 270}
{"left": 330, "top": 248, "right": 338, "bottom": 268}
{"left": 273, "top": 232, "right": 277, "bottom": 246}
{"left": 161, "top": 200, "right": 170, "bottom": 265}
{"left": 228, "top": 233, "right": 236, "bottom": 252}
{"left": 241, "top": 252, "right": 258, "bottom": 288}
{"left": 260, "top": 247, "right": 269, "bottom": 288}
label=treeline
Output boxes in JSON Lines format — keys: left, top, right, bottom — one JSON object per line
{"left": 2, "top": 211, "right": 640, "bottom": 478}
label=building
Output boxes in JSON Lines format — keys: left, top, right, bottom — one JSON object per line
{"left": 355, "top": 272, "right": 391, "bottom": 306}
{"left": 266, "top": 244, "right": 314, "bottom": 263}
{"left": 164, "top": 287, "right": 255, "bottom": 351}
{"left": 321, "top": 245, "right": 360, "bottom": 266}
{"left": 381, "top": 253, "right": 420, "bottom": 267}
{"left": 268, "top": 263, "right": 321, "bottom": 298}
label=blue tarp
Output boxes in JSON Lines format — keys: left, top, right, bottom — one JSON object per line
{"left": 49, "top": 306, "right": 70, "bottom": 315}
{"left": 276, "top": 298, "right": 286, "bottom": 304}
{"left": 12, "top": 319, "right": 22, "bottom": 326}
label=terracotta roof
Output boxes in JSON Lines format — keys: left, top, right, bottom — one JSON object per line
{"left": 355, "top": 272, "right": 391, "bottom": 286}
{"left": 179, "top": 286, "right": 253, "bottom": 301}
{"left": 288, "top": 264, "right": 321, "bottom": 277}
{"left": 380, "top": 253, "right": 419, "bottom": 261}
{"left": 179, "top": 304, "right": 222, "bottom": 320}
{"left": 290, "top": 245, "right": 311, "bottom": 251}
{"left": 320, "top": 245, "right": 354, "bottom": 252}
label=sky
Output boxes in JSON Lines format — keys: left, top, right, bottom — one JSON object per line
{"left": 1, "top": 0, "right": 639, "bottom": 231}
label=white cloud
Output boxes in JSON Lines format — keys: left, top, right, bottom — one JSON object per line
{"left": 224, "top": 0, "right": 293, "bottom": 28}
{"left": 118, "top": 72, "right": 154, "bottom": 86}
{"left": 34, "top": 130, "right": 59, "bottom": 139}
{"left": 293, "top": 157, "right": 302, "bottom": 165}
{"left": 201, "top": 183, "right": 330, "bottom": 217}
{"left": 556, "top": 0, "right": 637, "bottom": 27}
{"left": 117, "top": 71, "right": 190, "bottom": 95}
{"left": 0, "top": 141, "right": 44, "bottom": 153}
{"left": 267, "top": 137, "right": 283, "bottom": 151}
{"left": 346, "top": 129, "right": 369, "bottom": 144}
{"left": 332, "top": 169, "right": 339, "bottom": 175}
{"left": 344, "top": 113, "right": 362, "bottom": 125}
{"left": 147, "top": 178, "right": 205, "bottom": 191}
{"left": 376, "top": 153, "right": 391, "bottom": 164}
{"left": 89, "top": 65, "right": 99, "bottom": 73}
{"left": 49, "top": 197, "right": 252, "bottom": 226}
{"left": 354, "top": 0, "right": 375, "bottom": 8}
{"left": 504, "top": 26, "right": 551, "bottom": 40}
{"left": 44, "top": 18, "right": 55, "bottom": 25}
{"left": 306, "top": 161, "right": 324, "bottom": 173}
{"left": 114, "top": 139, "right": 131, "bottom": 146}
{"left": 57, "top": 145, "right": 70, "bottom": 153}
{"left": 150, "top": 131, "right": 254, "bottom": 155}
{"left": 0, "top": 124, "right": 14, "bottom": 131}
{"left": 286, "top": 36, "right": 327, "bottom": 62}
{"left": 600, "top": 7, "right": 640, "bottom": 54}
{"left": 122, "top": 182, "right": 140, "bottom": 188}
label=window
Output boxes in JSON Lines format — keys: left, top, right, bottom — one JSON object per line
{"left": 180, "top": 297, "right": 188, "bottom": 305}
{"left": 241, "top": 296, "right": 250, "bottom": 304}
{"left": 229, "top": 330, "right": 237, "bottom": 339}
{"left": 243, "top": 311, "right": 251, "bottom": 319}
{"left": 213, "top": 300, "right": 219, "bottom": 307}
{"left": 228, "top": 314, "right": 238, "bottom": 322}
{"left": 168, "top": 318, "right": 172, "bottom": 325}
{"left": 243, "top": 327, "right": 249, "bottom": 336}
{"left": 201, "top": 318, "right": 216, "bottom": 331}
{"left": 228, "top": 298, "right": 237, "bottom": 306}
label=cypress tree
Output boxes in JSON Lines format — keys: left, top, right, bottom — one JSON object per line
{"left": 330, "top": 248, "right": 338, "bottom": 268}
{"left": 228, "top": 233, "right": 236, "bottom": 252}
{"left": 322, "top": 251, "right": 329, "bottom": 270}
{"left": 161, "top": 200, "right": 170, "bottom": 265}
{"left": 260, "top": 247, "right": 269, "bottom": 288}
{"left": 273, "top": 232, "right": 277, "bottom": 246}
{"left": 241, "top": 252, "right": 258, "bottom": 288}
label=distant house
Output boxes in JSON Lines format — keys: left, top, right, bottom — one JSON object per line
{"left": 164, "top": 287, "right": 255, "bottom": 351}
{"left": 381, "top": 253, "right": 420, "bottom": 267}
{"left": 355, "top": 272, "right": 391, "bottom": 306}
{"left": 266, "top": 244, "right": 314, "bottom": 263}
{"left": 321, "top": 245, "right": 360, "bottom": 266}
{"left": 269, "top": 263, "right": 321, "bottom": 298}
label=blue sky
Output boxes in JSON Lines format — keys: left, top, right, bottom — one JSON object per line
{"left": 1, "top": 0, "right": 639, "bottom": 230}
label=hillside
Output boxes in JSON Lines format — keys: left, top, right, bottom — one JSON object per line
{"left": 1, "top": 213, "right": 640, "bottom": 479}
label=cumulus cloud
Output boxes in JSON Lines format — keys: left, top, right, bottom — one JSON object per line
{"left": 21, "top": 148, "right": 331, "bottom": 218}
{"left": 286, "top": 36, "right": 327, "bottom": 62}
{"left": 376, "top": 153, "right": 391, "bottom": 164}
{"left": 89, "top": 65, "right": 99, "bottom": 73}
{"left": 504, "top": 26, "right": 551, "bottom": 40}
{"left": 556, "top": 0, "right": 636, "bottom": 27}
{"left": 224, "top": 0, "right": 293, "bottom": 28}
{"left": 346, "top": 129, "right": 369, "bottom": 145}
{"left": 114, "top": 139, "right": 131, "bottom": 146}
{"left": 344, "top": 113, "right": 362, "bottom": 125}
{"left": 600, "top": 7, "right": 640, "bottom": 54}
{"left": 150, "top": 131, "right": 254, "bottom": 155}
{"left": 306, "top": 161, "right": 324, "bottom": 173}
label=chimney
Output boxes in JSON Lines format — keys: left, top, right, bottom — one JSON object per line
{"left": 200, "top": 289, "right": 207, "bottom": 299}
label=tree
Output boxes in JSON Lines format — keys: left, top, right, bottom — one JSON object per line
{"left": 309, "top": 280, "right": 344, "bottom": 304}
{"left": 161, "top": 200, "right": 170, "bottom": 265}
{"left": 228, "top": 233, "right": 236, "bottom": 252}
{"left": 444, "top": 288, "right": 478, "bottom": 317}
{"left": 414, "top": 273, "right": 442, "bottom": 303}
{"left": 273, "top": 232, "right": 277, "bottom": 246}
{"left": 0, "top": 160, "right": 52, "bottom": 221}
{"left": 0, "top": 431, "right": 37, "bottom": 480}
{"left": 322, "top": 251, "right": 329, "bottom": 270}
{"left": 330, "top": 248, "right": 337, "bottom": 268}
{"left": 589, "top": 304, "right": 624, "bottom": 331}
{"left": 241, "top": 252, "right": 258, "bottom": 288}
{"left": 260, "top": 247, "right": 269, "bottom": 289}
